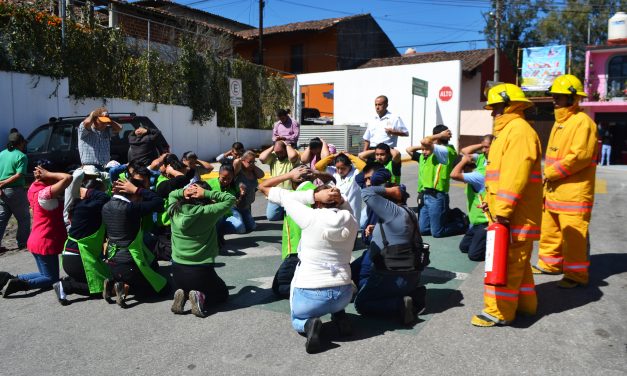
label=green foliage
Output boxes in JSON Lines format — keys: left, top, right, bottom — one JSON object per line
{"left": 0, "top": 1, "right": 291, "bottom": 128}
{"left": 484, "top": 0, "right": 625, "bottom": 83}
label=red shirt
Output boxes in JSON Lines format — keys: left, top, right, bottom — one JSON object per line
{"left": 27, "top": 181, "right": 67, "bottom": 255}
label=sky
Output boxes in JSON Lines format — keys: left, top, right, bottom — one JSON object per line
{"left": 174, "top": 0, "right": 493, "bottom": 53}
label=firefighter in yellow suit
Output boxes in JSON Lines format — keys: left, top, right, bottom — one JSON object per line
{"left": 533, "top": 75, "right": 597, "bottom": 288}
{"left": 471, "top": 83, "right": 543, "bottom": 327}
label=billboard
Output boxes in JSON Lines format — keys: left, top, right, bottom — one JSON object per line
{"left": 521, "top": 45, "right": 567, "bottom": 91}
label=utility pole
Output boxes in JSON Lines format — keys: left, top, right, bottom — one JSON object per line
{"left": 258, "top": 0, "right": 264, "bottom": 65}
{"left": 494, "top": 0, "right": 500, "bottom": 82}
{"left": 59, "top": 0, "right": 66, "bottom": 47}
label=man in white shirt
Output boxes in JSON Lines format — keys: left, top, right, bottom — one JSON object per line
{"left": 362, "top": 95, "right": 409, "bottom": 152}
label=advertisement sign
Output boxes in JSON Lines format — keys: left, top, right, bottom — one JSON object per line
{"left": 521, "top": 45, "right": 567, "bottom": 91}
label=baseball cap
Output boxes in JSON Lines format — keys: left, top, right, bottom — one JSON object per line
{"left": 8, "top": 132, "right": 25, "bottom": 144}
{"left": 97, "top": 111, "right": 112, "bottom": 123}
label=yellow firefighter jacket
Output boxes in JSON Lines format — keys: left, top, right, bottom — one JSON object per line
{"left": 543, "top": 107, "right": 597, "bottom": 214}
{"left": 485, "top": 111, "right": 543, "bottom": 241}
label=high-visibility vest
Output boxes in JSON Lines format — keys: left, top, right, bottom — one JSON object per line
{"left": 384, "top": 160, "right": 401, "bottom": 184}
{"left": 465, "top": 153, "right": 489, "bottom": 225}
{"left": 418, "top": 144, "right": 457, "bottom": 193}
{"left": 281, "top": 181, "right": 316, "bottom": 260}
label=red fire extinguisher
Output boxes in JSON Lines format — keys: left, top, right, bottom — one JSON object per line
{"left": 484, "top": 208, "right": 509, "bottom": 286}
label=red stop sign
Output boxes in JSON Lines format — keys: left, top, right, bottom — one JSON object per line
{"left": 439, "top": 86, "right": 453, "bottom": 101}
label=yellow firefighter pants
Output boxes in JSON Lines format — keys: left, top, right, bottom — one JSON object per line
{"left": 536, "top": 210, "right": 591, "bottom": 284}
{"left": 483, "top": 240, "right": 537, "bottom": 323}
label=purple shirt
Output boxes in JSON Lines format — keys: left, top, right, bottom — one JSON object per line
{"left": 272, "top": 117, "right": 300, "bottom": 145}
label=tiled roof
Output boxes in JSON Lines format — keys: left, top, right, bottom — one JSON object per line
{"left": 358, "top": 48, "right": 495, "bottom": 73}
{"left": 236, "top": 14, "right": 370, "bottom": 40}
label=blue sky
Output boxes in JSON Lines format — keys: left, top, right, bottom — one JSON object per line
{"left": 175, "top": 0, "right": 492, "bottom": 53}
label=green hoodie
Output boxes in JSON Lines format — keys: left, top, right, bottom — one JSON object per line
{"left": 169, "top": 188, "right": 236, "bottom": 265}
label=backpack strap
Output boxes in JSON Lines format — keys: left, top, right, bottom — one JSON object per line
{"left": 377, "top": 219, "right": 390, "bottom": 248}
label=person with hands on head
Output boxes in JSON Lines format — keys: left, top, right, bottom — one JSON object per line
{"left": 182, "top": 151, "right": 214, "bottom": 182}
{"left": 78, "top": 107, "right": 122, "bottom": 169}
{"left": 216, "top": 142, "right": 245, "bottom": 165}
{"left": 259, "top": 140, "right": 300, "bottom": 221}
{"left": 300, "top": 137, "right": 331, "bottom": 169}
{"left": 233, "top": 150, "right": 265, "bottom": 233}
{"left": 258, "top": 166, "right": 334, "bottom": 299}
{"left": 315, "top": 148, "right": 365, "bottom": 219}
{"left": 359, "top": 143, "right": 402, "bottom": 184}
{"left": 205, "top": 164, "right": 245, "bottom": 240}
{"left": 264, "top": 178, "right": 358, "bottom": 353}
{"left": 470, "top": 83, "right": 543, "bottom": 328}
{"left": 407, "top": 125, "right": 467, "bottom": 238}
{"left": 128, "top": 125, "right": 169, "bottom": 166}
{"left": 168, "top": 181, "right": 235, "bottom": 318}
{"left": 53, "top": 168, "right": 111, "bottom": 305}
{"left": 101, "top": 175, "right": 167, "bottom": 308}
{"left": 2, "top": 163, "right": 72, "bottom": 297}
{"left": 272, "top": 109, "right": 300, "bottom": 148}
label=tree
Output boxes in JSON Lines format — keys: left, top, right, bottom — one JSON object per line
{"left": 483, "top": 0, "right": 549, "bottom": 76}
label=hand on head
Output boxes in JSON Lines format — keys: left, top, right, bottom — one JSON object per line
{"left": 184, "top": 184, "right": 205, "bottom": 199}
{"left": 314, "top": 187, "right": 343, "bottom": 205}
{"left": 289, "top": 165, "right": 312, "bottom": 183}
{"left": 34, "top": 166, "right": 50, "bottom": 181}
{"left": 113, "top": 180, "right": 138, "bottom": 195}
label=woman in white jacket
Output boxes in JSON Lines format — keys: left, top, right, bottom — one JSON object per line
{"left": 262, "top": 177, "right": 358, "bottom": 354}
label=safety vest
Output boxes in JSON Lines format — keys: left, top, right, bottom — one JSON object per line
{"left": 206, "top": 178, "right": 237, "bottom": 217}
{"left": 418, "top": 145, "right": 457, "bottom": 193}
{"left": 465, "top": 153, "right": 489, "bottom": 225}
{"left": 63, "top": 225, "right": 111, "bottom": 294}
{"left": 155, "top": 175, "right": 171, "bottom": 227}
{"left": 385, "top": 160, "right": 401, "bottom": 184}
{"left": 281, "top": 181, "right": 316, "bottom": 260}
{"left": 106, "top": 225, "right": 167, "bottom": 293}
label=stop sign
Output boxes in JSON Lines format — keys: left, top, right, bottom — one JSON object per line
{"left": 439, "top": 86, "right": 453, "bottom": 101}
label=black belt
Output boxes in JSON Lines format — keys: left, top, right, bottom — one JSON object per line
{"left": 422, "top": 188, "right": 442, "bottom": 196}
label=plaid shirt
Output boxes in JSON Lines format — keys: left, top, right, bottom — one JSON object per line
{"left": 78, "top": 122, "right": 112, "bottom": 166}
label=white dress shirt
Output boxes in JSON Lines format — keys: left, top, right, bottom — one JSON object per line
{"left": 363, "top": 110, "right": 408, "bottom": 148}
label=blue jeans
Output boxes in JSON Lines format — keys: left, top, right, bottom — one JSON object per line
{"left": 18, "top": 253, "right": 60, "bottom": 289}
{"left": 291, "top": 284, "right": 352, "bottom": 332}
{"left": 601, "top": 144, "right": 611, "bottom": 166}
{"left": 419, "top": 191, "right": 465, "bottom": 238}
{"left": 238, "top": 207, "right": 256, "bottom": 232}
{"left": 0, "top": 187, "right": 31, "bottom": 247}
{"left": 266, "top": 201, "right": 285, "bottom": 221}
{"left": 218, "top": 208, "right": 247, "bottom": 235}
{"left": 354, "top": 270, "right": 421, "bottom": 317}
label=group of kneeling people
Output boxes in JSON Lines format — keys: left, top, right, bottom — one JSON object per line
{"left": 0, "top": 150, "right": 429, "bottom": 354}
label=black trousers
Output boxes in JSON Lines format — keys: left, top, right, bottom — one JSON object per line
{"left": 459, "top": 224, "right": 487, "bottom": 261}
{"left": 272, "top": 254, "right": 299, "bottom": 299}
{"left": 171, "top": 262, "right": 228, "bottom": 308}
{"left": 61, "top": 254, "right": 93, "bottom": 297}
{"left": 109, "top": 250, "right": 160, "bottom": 297}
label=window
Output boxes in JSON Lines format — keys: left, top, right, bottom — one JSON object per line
{"left": 290, "top": 44, "right": 304, "bottom": 74}
{"left": 49, "top": 124, "right": 73, "bottom": 152}
{"left": 113, "top": 122, "right": 136, "bottom": 144}
{"left": 607, "top": 55, "right": 627, "bottom": 97}
{"left": 26, "top": 126, "right": 50, "bottom": 153}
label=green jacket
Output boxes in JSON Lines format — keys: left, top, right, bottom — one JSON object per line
{"left": 169, "top": 189, "right": 236, "bottom": 265}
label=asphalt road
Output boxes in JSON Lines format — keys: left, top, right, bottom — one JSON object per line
{"left": 0, "top": 164, "right": 625, "bottom": 375}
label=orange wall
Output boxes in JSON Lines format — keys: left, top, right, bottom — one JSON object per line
{"left": 235, "top": 30, "right": 338, "bottom": 74}
{"left": 301, "top": 83, "right": 334, "bottom": 117}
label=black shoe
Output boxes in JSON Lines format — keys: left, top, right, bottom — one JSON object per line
{"left": 171, "top": 289, "right": 187, "bottom": 314}
{"left": 0, "top": 246, "right": 10, "bottom": 254}
{"left": 3, "top": 278, "right": 28, "bottom": 297}
{"left": 102, "top": 279, "right": 114, "bottom": 303}
{"left": 53, "top": 282, "right": 69, "bottom": 306}
{"left": 304, "top": 317, "right": 323, "bottom": 354}
{"left": 411, "top": 286, "right": 427, "bottom": 316}
{"left": 0, "top": 271, "right": 15, "bottom": 293}
{"left": 401, "top": 296, "right": 415, "bottom": 326}
{"left": 114, "top": 282, "right": 128, "bottom": 308}
{"left": 331, "top": 310, "right": 352, "bottom": 337}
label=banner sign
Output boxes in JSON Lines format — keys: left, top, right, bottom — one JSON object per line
{"left": 521, "top": 45, "right": 567, "bottom": 91}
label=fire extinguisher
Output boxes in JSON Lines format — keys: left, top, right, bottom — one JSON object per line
{"left": 483, "top": 208, "right": 509, "bottom": 286}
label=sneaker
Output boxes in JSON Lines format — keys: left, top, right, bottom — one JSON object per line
{"left": 189, "top": 290, "right": 207, "bottom": 318}
{"left": 53, "top": 282, "right": 69, "bottom": 306}
{"left": 102, "top": 279, "right": 114, "bottom": 303}
{"left": 331, "top": 310, "right": 352, "bottom": 337}
{"left": 114, "top": 282, "right": 128, "bottom": 308}
{"left": 0, "top": 271, "right": 15, "bottom": 293}
{"left": 171, "top": 289, "right": 187, "bottom": 314}
{"left": 400, "top": 296, "right": 415, "bottom": 326}
{"left": 304, "top": 317, "right": 323, "bottom": 354}
{"left": 3, "top": 278, "right": 28, "bottom": 298}
{"left": 557, "top": 278, "right": 586, "bottom": 289}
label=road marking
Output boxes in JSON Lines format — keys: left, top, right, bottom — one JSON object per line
{"left": 247, "top": 276, "right": 275, "bottom": 289}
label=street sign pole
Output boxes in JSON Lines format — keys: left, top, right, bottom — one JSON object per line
{"left": 229, "top": 78, "right": 243, "bottom": 143}
{"left": 234, "top": 105, "right": 238, "bottom": 142}
{"left": 411, "top": 77, "right": 429, "bottom": 144}
{"left": 411, "top": 94, "right": 415, "bottom": 146}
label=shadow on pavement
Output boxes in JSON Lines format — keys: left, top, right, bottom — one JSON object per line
{"left": 512, "top": 253, "right": 627, "bottom": 328}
